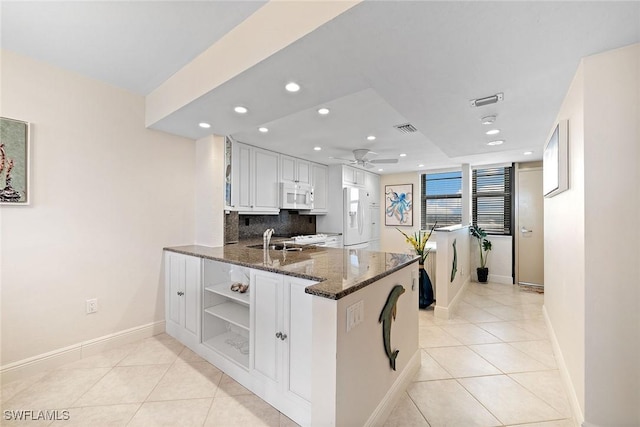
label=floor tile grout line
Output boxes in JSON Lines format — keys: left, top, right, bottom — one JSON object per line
{"left": 404, "top": 390, "right": 433, "bottom": 427}
{"left": 125, "top": 355, "right": 179, "bottom": 427}
{"left": 453, "top": 376, "right": 507, "bottom": 426}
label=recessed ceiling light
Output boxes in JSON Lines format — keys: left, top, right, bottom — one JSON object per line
{"left": 314, "top": 146, "right": 322, "bottom": 151}
{"left": 524, "top": 151, "right": 533, "bottom": 155}
{"left": 258, "top": 127, "right": 269, "bottom": 133}
{"left": 486, "top": 129, "right": 500, "bottom": 135}
{"left": 367, "top": 135, "right": 376, "bottom": 141}
{"left": 418, "top": 164, "right": 425, "bottom": 168}
{"left": 234, "top": 106, "right": 248, "bottom": 114}
{"left": 481, "top": 115, "right": 496, "bottom": 125}
{"left": 487, "top": 140, "right": 504, "bottom": 146}
{"left": 317, "top": 108, "right": 330, "bottom": 115}
{"left": 399, "top": 153, "right": 407, "bottom": 157}
{"left": 285, "top": 82, "right": 300, "bottom": 92}
{"left": 378, "top": 168, "right": 383, "bottom": 172}
{"left": 198, "top": 122, "right": 211, "bottom": 129}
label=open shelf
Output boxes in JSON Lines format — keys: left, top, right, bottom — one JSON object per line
{"left": 204, "top": 302, "right": 249, "bottom": 330}
{"left": 203, "top": 331, "right": 249, "bottom": 369}
{"left": 205, "top": 283, "right": 250, "bottom": 306}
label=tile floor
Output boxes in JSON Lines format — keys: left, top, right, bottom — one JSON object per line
{"left": 1, "top": 281, "right": 575, "bottom": 426}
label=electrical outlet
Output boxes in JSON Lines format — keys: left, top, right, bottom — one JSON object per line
{"left": 346, "top": 300, "right": 364, "bottom": 332}
{"left": 86, "top": 298, "right": 98, "bottom": 314}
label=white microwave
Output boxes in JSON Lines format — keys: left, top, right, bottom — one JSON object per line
{"left": 280, "top": 183, "right": 314, "bottom": 210}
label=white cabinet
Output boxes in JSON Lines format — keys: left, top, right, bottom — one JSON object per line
{"left": 365, "top": 171, "right": 381, "bottom": 206}
{"left": 251, "top": 270, "right": 312, "bottom": 406}
{"left": 231, "top": 141, "right": 280, "bottom": 214}
{"left": 308, "top": 163, "right": 328, "bottom": 214}
{"left": 342, "top": 165, "right": 365, "bottom": 187}
{"left": 165, "top": 252, "right": 201, "bottom": 349}
{"left": 202, "top": 260, "right": 251, "bottom": 369}
{"left": 281, "top": 155, "right": 311, "bottom": 185}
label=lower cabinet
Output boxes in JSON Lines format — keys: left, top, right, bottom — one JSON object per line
{"left": 165, "top": 252, "right": 201, "bottom": 349}
{"left": 251, "top": 270, "right": 313, "bottom": 406}
{"left": 164, "top": 254, "right": 313, "bottom": 426}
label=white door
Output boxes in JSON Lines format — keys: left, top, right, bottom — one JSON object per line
{"left": 167, "top": 252, "right": 184, "bottom": 326}
{"left": 251, "top": 271, "right": 282, "bottom": 383}
{"left": 517, "top": 168, "right": 544, "bottom": 286}
{"left": 311, "top": 163, "right": 328, "bottom": 212}
{"left": 253, "top": 148, "right": 280, "bottom": 211}
{"left": 283, "top": 278, "right": 312, "bottom": 403}
{"left": 296, "top": 160, "right": 311, "bottom": 185}
{"left": 344, "top": 187, "right": 368, "bottom": 246}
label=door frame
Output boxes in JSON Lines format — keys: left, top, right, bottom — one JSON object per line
{"left": 514, "top": 161, "right": 543, "bottom": 286}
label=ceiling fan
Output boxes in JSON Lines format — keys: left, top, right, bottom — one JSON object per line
{"left": 333, "top": 149, "right": 398, "bottom": 169}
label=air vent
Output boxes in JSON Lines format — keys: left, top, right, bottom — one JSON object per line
{"left": 394, "top": 123, "right": 417, "bottom": 133}
{"left": 470, "top": 92, "right": 504, "bottom": 107}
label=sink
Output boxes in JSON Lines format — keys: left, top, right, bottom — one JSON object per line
{"left": 247, "top": 243, "right": 303, "bottom": 252}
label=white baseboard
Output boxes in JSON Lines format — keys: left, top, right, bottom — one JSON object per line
{"left": 434, "top": 277, "right": 470, "bottom": 319}
{"left": 487, "top": 274, "right": 513, "bottom": 285}
{"left": 364, "top": 349, "right": 421, "bottom": 427}
{"left": 542, "top": 306, "right": 583, "bottom": 426}
{"left": 0, "top": 320, "right": 165, "bottom": 383}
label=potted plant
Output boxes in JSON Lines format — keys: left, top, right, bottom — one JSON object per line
{"left": 397, "top": 222, "right": 437, "bottom": 308}
{"left": 470, "top": 225, "right": 492, "bottom": 283}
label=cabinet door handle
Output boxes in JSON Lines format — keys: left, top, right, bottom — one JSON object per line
{"left": 275, "top": 332, "right": 282, "bottom": 339}
{"left": 280, "top": 333, "right": 287, "bottom": 340}
{"left": 177, "top": 291, "right": 184, "bottom": 296}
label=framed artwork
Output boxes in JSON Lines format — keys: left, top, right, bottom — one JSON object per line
{"left": 385, "top": 184, "right": 413, "bottom": 226}
{"left": 1, "top": 117, "right": 30, "bottom": 205}
{"left": 543, "top": 119, "right": 569, "bottom": 198}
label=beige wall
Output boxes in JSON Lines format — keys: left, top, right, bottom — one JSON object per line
{"left": 545, "top": 43, "right": 640, "bottom": 426}
{"left": 0, "top": 50, "right": 196, "bottom": 365}
{"left": 544, "top": 61, "right": 586, "bottom": 419}
{"left": 581, "top": 44, "right": 639, "bottom": 426}
{"left": 195, "top": 135, "right": 225, "bottom": 247}
{"left": 380, "top": 172, "right": 422, "bottom": 254}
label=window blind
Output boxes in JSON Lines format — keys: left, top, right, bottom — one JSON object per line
{"left": 472, "top": 166, "right": 513, "bottom": 235}
{"left": 421, "top": 171, "right": 462, "bottom": 229}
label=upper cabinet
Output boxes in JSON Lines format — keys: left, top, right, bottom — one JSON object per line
{"left": 230, "top": 141, "right": 280, "bottom": 214}
{"left": 309, "top": 163, "right": 328, "bottom": 214}
{"left": 342, "top": 165, "right": 365, "bottom": 187}
{"left": 280, "top": 155, "right": 311, "bottom": 185}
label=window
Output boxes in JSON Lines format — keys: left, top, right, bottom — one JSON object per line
{"left": 472, "top": 166, "right": 513, "bottom": 235}
{"left": 421, "top": 171, "right": 462, "bottom": 229}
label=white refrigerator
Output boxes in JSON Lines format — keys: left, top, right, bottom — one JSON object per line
{"left": 343, "top": 187, "right": 371, "bottom": 248}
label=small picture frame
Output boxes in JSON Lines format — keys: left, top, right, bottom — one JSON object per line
{"left": 1, "top": 117, "right": 31, "bottom": 205}
{"left": 385, "top": 184, "right": 413, "bottom": 226}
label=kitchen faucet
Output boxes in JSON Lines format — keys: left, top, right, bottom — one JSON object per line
{"left": 263, "top": 228, "right": 275, "bottom": 250}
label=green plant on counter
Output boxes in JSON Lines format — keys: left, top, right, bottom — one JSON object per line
{"left": 396, "top": 222, "right": 437, "bottom": 265}
{"left": 469, "top": 225, "right": 492, "bottom": 268}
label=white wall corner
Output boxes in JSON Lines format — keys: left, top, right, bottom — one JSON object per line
{"left": 543, "top": 306, "right": 585, "bottom": 426}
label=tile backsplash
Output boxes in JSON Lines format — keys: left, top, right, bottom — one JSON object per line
{"left": 226, "top": 211, "right": 316, "bottom": 241}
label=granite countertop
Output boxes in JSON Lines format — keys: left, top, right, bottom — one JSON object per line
{"left": 164, "top": 241, "right": 418, "bottom": 300}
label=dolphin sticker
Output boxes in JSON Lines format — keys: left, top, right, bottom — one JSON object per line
{"left": 379, "top": 284, "right": 405, "bottom": 370}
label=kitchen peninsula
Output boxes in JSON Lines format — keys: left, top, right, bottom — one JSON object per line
{"left": 163, "top": 243, "right": 420, "bottom": 426}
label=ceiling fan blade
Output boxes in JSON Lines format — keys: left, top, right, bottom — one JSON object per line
{"left": 369, "top": 158, "right": 398, "bottom": 164}
{"left": 329, "top": 156, "right": 357, "bottom": 163}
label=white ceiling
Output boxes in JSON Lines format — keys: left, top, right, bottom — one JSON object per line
{"left": 2, "top": 1, "right": 639, "bottom": 174}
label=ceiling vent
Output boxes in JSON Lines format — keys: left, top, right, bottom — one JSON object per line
{"left": 394, "top": 123, "right": 417, "bottom": 133}
{"left": 470, "top": 92, "right": 504, "bottom": 107}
